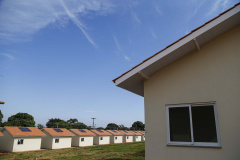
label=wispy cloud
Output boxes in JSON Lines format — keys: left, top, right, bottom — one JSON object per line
{"left": 84, "top": 110, "right": 97, "bottom": 113}
{"left": 149, "top": 28, "right": 157, "bottom": 39}
{"left": 123, "top": 55, "right": 130, "bottom": 61}
{"left": 206, "top": 0, "right": 231, "bottom": 17}
{"left": 131, "top": 12, "right": 141, "bottom": 24}
{"left": 0, "top": 53, "right": 15, "bottom": 60}
{"left": 59, "top": 0, "right": 97, "bottom": 48}
{"left": 0, "top": 0, "right": 113, "bottom": 45}
{"left": 154, "top": 4, "right": 163, "bottom": 16}
{"left": 113, "top": 35, "right": 121, "bottom": 51}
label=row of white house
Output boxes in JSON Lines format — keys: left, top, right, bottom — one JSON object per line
{"left": 0, "top": 126, "right": 145, "bottom": 152}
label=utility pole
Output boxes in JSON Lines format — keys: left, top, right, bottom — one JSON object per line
{"left": 91, "top": 118, "right": 96, "bottom": 129}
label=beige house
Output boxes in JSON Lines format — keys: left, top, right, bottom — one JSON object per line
{"left": 41, "top": 128, "right": 74, "bottom": 149}
{"left": 70, "top": 129, "right": 96, "bottom": 147}
{"left": 113, "top": 3, "right": 240, "bottom": 160}
{"left": 106, "top": 130, "right": 124, "bottom": 144}
{"left": 0, "top": 126, "right": 45, "bottom": 152}
{"left": 119, "top": 130, "right": 134, "bottom": 143}
{"left": 91, "top": 129, "right": 111, "bottom": 145}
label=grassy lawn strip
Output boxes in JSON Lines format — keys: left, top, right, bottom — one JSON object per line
{"left": 0, "top": 142, "right": 145, "bottom": 160}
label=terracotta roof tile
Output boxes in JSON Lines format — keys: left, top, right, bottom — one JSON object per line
{"left": 119, "top": 130, "right": 135, "bottom": 136}
{"left": 70, "top": 129, "right": 96, "bottom": 136}
{"left": 0, "top": 132, "right": 3, "bottom": 136}
{"left": 91, "top": 129, "right": 112, "bottom": 136}
{"left": 4, "top": 126, "right": 46, "bottom": 137}
{"left": 128, "top": 131, "right": 143, "bottom": 136}
{"left": 112, "top": 2, "right": 240, "bottom": 83}
{"left": 43, "top": 128, "right": 75, "bottom": 137}
{"left": 106, "top": 130, "right": 124, "bottom": 135}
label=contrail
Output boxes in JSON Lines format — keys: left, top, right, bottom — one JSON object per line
{"left": 59, "top": 0, "right": 98, "bottom": 48}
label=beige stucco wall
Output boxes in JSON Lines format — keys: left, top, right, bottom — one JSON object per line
{"left": 12, "top": 137, "right": 42, "bottom": 152}
{"left": 71, "top": 135, "right": 79, "bottom": 147}
{"left": 123, "top": 135, "right": 133, "bottom": 143}
{"left": 93, "top": 136, "right": 110, "bottom": 145}
{"left": 41, "top": 131, "right": 53, "bottom": 149}
{"left": 0, "top": 130, "right": 14, "bottom": 152}
{"left": 144, "top": 25, "right": 240, "bottom": 160}
{"left": 110, "top": 136, "right": 123, "bottom": 144}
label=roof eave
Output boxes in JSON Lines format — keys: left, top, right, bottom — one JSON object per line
{"left": 113, "top": 3, "right": 240, "bottom": 97}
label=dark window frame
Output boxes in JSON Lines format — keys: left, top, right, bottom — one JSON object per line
{"left": 166, "top": 103, "right": 221, "bottom": 147}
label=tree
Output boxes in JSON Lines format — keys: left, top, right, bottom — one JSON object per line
{"left": 37, "top": 124, "right": 44, "bottom": 129}
{"left": 46, "top": 118, "right": 68, "bottom": 128}
{"left": 67, "top": 118, "right": 78, "bottom": 124}
{"left": 96, "top": 127, "right": 104, "bottom": 130}
{"left": 0, "top": 110, "right": 3, "bottom": 126}
{"left": 118, "top": 124, "right": 129, "bottom": 130}
{"left": 4, "top": 113, "right": 35, "bottom": 127}
{"left": 105, "top": 123, "right": 119, "bottom": 130}
{"left": 131, "top": 121, "right": 145, "bottom": 130}
{"left": 66, "top": 118, "right": 88, "bottom": 129}
{"left": 72, "top": 122, "right": 88, "bottom": 129}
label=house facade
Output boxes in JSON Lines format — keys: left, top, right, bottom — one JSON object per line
{"left": 106, "top": 130, "right": 124, "bottom": 144}
{"left": 0, "top": 126, "right": 45, "bottom": 152}
{"left": 70, "top": 129, "right": 96, "bottom": 147}
{"left": 113, "top": 3, "right": 240, "bottom": 160}
{"left": 41, "top": 128, "right": 74, "bottom": 149}
{"left": 119, "top": 130, "right": 134, "bottom": 143}
{"left": 91, "top": 130, "right": 111, "bottom": 145}
{"left": 130, "top": 131, "right": 142, "bottom": 142}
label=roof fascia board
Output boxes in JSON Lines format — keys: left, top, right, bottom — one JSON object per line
{"left": 115, "top": 5, "right": 239, "bottom": 86}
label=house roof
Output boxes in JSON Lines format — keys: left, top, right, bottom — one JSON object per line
{"left": 0, "top": 132, "right": 3, "bottom": 136}
{"left": 43, "top": 128, "right": 75, "bottom": 137}
{"left": 129, "top": 131, "right": 143, "bottom": 136}
{"left": 91, "top": 129, "right": 112, "bottom": 136}
{"left": 4, "top": 126, "right": 46, "bottom": 137}
{"left": 113, "top": 3, "right": 240, "bottom": 96}
{"left": 106, "top": 130, "right": 124, "bottom": 135}
{"left": 70, "top": 129, "right": 96, "bottom": 136}
{"left": 119, "top": 130, "right": 135, "bottom": 136}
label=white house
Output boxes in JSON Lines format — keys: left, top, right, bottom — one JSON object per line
{"left": 139, "top": 131, "right": 145, "bottom": 141}
{"left": 70, "top": 129, "right": 96, "bottom": 147}
{"left": 0, "top": 126, "right": 45, "bottom": 152}
{"left": 41, "top": 128, "right": 74, "bottom": 149}
{"left": 130, "top": 131, "right": 142, "bottom": 142}
{"left": 106, "top": 130, "right": 124, "bottom": 144}
{"left": 119, "top": 130, "right": 134, "bottom": 143}
{"left": 91, "top": 130, "right": 111, "bottom": 145}
{"left": 113, "top": 3, "right": 240, "bottom": 160}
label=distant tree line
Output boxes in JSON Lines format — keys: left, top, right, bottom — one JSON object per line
{"left": 0, "top": 112, "right": 145, "bottom": 131}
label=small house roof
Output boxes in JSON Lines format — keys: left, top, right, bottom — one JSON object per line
{"left": 70, "top": 129, "right": 96, "bottom": 136}
{"left": 43, "top": 128, "right": 75, "bottom": 137}
{"left": 106, "top": 130, "right": 124, "bottom": 135}
{"left": 129, "top": 130, "right": 143, "bottom": 136}
{"left": 4, "top": 126, "right": 46, "bottom": 137}
{"left": 113, "top": 3, "right": 240, "bottom": 96}
{"left": 91, "top": 129, "right": 112, "bottom": 136}
{"left": 0, "top": 132, "right": 3, "bottom": 136}
{"left": 119, "top": 130, "right": 135, "bottom": 136}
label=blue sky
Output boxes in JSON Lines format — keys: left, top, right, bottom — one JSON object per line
{"left": 0, "top": 0, "right": 239, "bottom": 128}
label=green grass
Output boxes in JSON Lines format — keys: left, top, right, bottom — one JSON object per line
{"left": 0, "top": 142, "right": 145, "bottom": 160}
